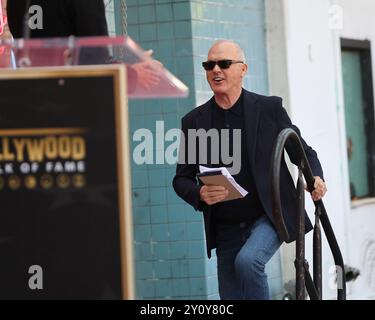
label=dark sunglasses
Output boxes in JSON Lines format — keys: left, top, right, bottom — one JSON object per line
{"left": 202, "top": 59, "right": 244, "bottom": 71}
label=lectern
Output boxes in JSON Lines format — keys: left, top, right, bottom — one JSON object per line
{"left": 0, "top": 36, "right": 188, "bottom": 299}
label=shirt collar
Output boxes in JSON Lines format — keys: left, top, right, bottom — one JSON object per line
{"left": 213, "top": 89, "right": 244, "bottom": 116}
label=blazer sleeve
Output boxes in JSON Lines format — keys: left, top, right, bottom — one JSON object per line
{"left": 275, "top": 98, "right": 324, "bottom": 180}
{"left": 172, "top": 117, "right": 207, "bottom": 212}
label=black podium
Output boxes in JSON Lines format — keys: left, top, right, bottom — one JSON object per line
{"left": 0, "top": 36, "right": 188, "bottom": 299}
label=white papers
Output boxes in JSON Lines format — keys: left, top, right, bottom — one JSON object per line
{"left": 199, "top": 165, "right": 248, "bottom": 197}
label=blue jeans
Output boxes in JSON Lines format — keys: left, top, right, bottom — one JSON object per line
{"left": 215, "top": 215, "right": 281, "bottom": 300}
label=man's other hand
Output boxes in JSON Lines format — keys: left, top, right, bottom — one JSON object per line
{"left": 200, "top": 185, "right": 229, "bottom": 205}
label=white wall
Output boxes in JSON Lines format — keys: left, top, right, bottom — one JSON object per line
{"left": 282, "top": 0, "right": 375, "bottom": 299}
{"left": 336, "top": 0, "right": 375, "bottom": 300}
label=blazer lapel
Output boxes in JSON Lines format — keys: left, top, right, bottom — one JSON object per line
{"left": 196, "top": 99, "right": 213, "bottom": 132}
{"left": 243, "top": 90, "right": 260, "bottom": 169}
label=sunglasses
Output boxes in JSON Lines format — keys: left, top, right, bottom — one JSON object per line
{"left": 202, "top": 59, "right": 244, "bottom": 71}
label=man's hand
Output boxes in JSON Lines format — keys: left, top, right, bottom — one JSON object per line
{"left": 310, "top": 176, "right": 327, "bottom": 201}
{"left": 200, "top": 185, "right": 229, "bottom": 205}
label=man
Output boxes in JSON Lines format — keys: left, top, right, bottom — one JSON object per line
{"left": 173, "top": 40, "right": 327, "bottom": 300}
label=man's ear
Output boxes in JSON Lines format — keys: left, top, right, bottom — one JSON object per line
{"left": 241, "top": 63, "right": 248, "bottom": 77}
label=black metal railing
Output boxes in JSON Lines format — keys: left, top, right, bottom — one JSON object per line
{"left": 271, "top": 128, "right": 346, "bottom": 300}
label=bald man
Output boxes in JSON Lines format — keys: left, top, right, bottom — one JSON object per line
{"left": 173, "top": 40, "right": 327, "bottom": 300}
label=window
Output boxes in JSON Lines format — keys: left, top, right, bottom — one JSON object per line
{"left": 341, "top": 39, "right": 375, "bottom": 200}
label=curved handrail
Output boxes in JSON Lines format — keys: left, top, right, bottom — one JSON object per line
{"left": 271, "top": 128, "right": 346, "bottom": 300}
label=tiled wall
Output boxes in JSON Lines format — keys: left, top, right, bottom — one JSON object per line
{"left": 106, "top": 0, "right": 283, "bottom": 300}
{"left": 119, "top": 0, "right": 204, "bottom": 300}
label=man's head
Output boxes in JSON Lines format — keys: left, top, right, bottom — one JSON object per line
{"left": 204, "top": 40, "right": 248, "bottom": 101}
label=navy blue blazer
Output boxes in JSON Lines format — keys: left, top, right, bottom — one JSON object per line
{"left": 173, "top": 89, "right": 324, "bottom": 258}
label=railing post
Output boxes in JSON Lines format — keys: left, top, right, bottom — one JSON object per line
{"left": 304, "top": 260, "right": 319, "bottom": 300}
{"left": 271, "top": 128, "right": 346, "bottom": 300}
{"left": 313, "top": 207, "right": 323, "bottom": 299}
{"left": 295, "top": 168, "right": 306, "bottom": 300}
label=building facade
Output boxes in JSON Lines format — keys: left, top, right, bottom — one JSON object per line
{"left": 277, "top": 0, "right": 375, "bottom": 300}
{"left": 105, "top": 0, "right": 375, "bottom": 300}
